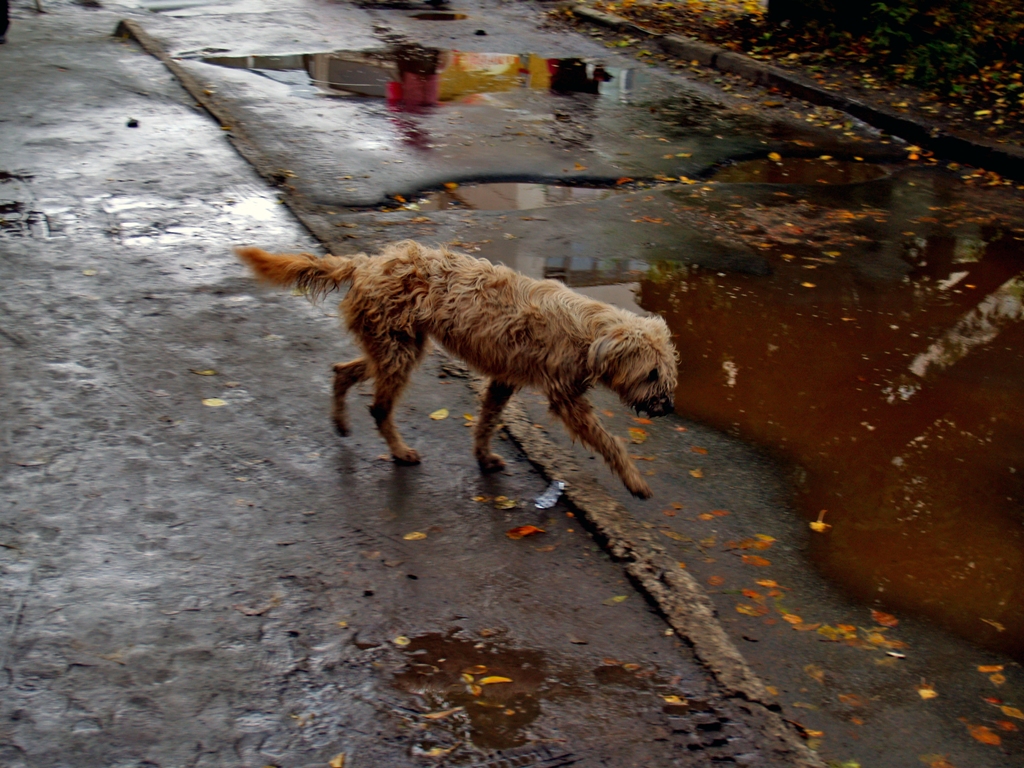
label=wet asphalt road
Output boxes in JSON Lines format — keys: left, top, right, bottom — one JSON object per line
{"left": 1, "top": 1, "right": 1022, "bottom": 767}
{"left": 0, "top": 4, "right": 808, "bottom": 767}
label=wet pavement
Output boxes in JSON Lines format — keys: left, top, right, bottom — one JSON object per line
{"left": 2, "top": 0, "right": 1023, "bottom": 766}
{"left": 0, "top": 4, "right": 810, "bottom": 767}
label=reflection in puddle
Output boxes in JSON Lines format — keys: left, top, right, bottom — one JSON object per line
{"left": 637, "top": 200, "right": 1024, "bottom": 657}
{"left": 714, "top": 157, "right": 889, "bottom": 185}
{"left": 414, "top": 183, "right": 617, "bottom": 211}
{"left": 200, "top": 45, "right": 634, "bottom": 109}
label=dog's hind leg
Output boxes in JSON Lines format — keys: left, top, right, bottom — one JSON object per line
{"left": 549, "top": 395, "right": 653, "bottom": 499}
{"left": 332, "top": 358, "right": 370, "bottom": 436}
{"left": 366, "top": 337, "right": 426, "bottom": 465}
{"left": 473, "top": 379, "right": 517, "bottom": 472}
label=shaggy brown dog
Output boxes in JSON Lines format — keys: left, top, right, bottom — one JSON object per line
{"left": 236, "top": 241, "right": 678, "bottom": 498}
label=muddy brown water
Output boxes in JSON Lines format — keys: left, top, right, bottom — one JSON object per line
{"left": 715, "top": 157, "right": 890, "bottom": 185}
{"left": 635, "top": 171, "right": 1024, "bottom": 659}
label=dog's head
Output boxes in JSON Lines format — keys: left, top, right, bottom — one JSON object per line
{"left": 588, "top": 316, "right": 679, "bottom": 418}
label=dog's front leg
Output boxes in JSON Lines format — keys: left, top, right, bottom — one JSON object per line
{"left": 474, "top": 379, "right": 517, "bottom": 472}
{"left": 549, "top": 395, "right": 653, "bottom": 499}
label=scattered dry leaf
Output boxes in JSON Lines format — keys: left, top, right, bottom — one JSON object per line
{"left": 506, "top": 525, "right": 544, "bottom": 539}
{"left": 628, "top": 427, "right": 648, "bottom": 444}
{"left": 741, "top": 555, "right": 771, "bottom": 567}
{"left": 871, "top": 610, "right": 899, "bottom": 628}
{"left": 967, "top": 723, "right": 1001, "bottom": 745}
{"left": 659, "top": 529, "right": 689, "bottom": 542}
{"left": 689, "top": 468, "right": 704, "bottom": 478}
{"left": 708, "top": 575, "right": 725, "bottom": 586}
{"left": 403, "top": 531, "right": 427, "bottom": 541}
{"left": 423, "top": 707, "right": 464, "bottom": 720}
{"left": 480, "top": 676, "right": 512, "bottom": 685}
{"left": 201, "top": 398, "right": 226, "bottom": 407}
{"left": 329, "top": 753, "right": 346, "bottom": 768}
{"left": 603, "top": 595, "right": 628, "bottom": 605}
{"left": 804, "top": 664, "right": 826, "bottom": 684}
{"left": 918, "top": 683, "right": 938, "bottom": 700}
{"left": 429, "top": 408, "right": 449, "bottom": 420}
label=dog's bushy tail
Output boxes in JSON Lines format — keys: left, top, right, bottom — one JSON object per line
{"left": 235, "top": 247, "right": 362, "bottom": 302}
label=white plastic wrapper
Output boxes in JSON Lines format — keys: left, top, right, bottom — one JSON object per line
{"left": 534, "top": 480, "right": 565, "bottom": 509}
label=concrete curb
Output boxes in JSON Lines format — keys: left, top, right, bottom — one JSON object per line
{"left": 572, "top": 3, "right": 1024, "bottom": 181}
{"left": 495, "top": 392, "right": 827, "bottom": 767}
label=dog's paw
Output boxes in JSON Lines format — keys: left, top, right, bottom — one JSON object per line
{"left": 477, "top": 453, "right": 506, "bottom": 473}
{"left": 627, "top": 478, "right": 653, "bottom": 499}
{"left": 393, "top": 448, "right": 422, "bottom": 465}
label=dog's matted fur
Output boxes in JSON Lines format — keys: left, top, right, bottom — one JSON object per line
{"left": 236, "top": 240, "right": 678, "bottom": 498}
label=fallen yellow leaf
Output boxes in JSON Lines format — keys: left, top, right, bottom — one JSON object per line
{"left": 403, "top": 531, "right": 427, "bottom": 540}
{"left": 1001, "top": 706, "right": 1024, "bottom": 720}
{"left": 918, "top": 683, "right": 938, "bottom": 700}
{"left": 201, "top": 398, "right": 226, "bottom": 407}
{"left": 190, "top": 369, "right": 217, "bottom": 376}
{"left": 804, "top": 664, "right": 826, "bottom": 683}
{"left": 423, "top": 707, "right": 463, "bottom": 720}
{"left": 429, "top": 408, "right": 449, "bottom": 420}
{"left": 689, "top": 468, "right": 704, "bottom": 478}
{"left": 741, "top": 555, "right": 771, "bottom": 566}
{"left": 393, "top": 636, "right": 411, "bottom": 646}
{"left": 480, "top": 676, "right": 512, "bottom": 684}
{"left": 978, "top": 665, "right": 1004, "bottom": 673}
{"left": 768, "top": 152, "right": 782, "bottom": 161}
{"left": 329, "top": 753, "right": 346, "bottom": 768}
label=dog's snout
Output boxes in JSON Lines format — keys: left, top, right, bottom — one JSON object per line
{"left": 640, "top": 395, "right": 674, "bottom": 418}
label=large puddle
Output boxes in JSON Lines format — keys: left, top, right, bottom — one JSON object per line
{"left": 200, "top": 46, "right": 634, "bottom": 108}
{"left": 633, "top": 170, "right": 1024, "bottom": 658}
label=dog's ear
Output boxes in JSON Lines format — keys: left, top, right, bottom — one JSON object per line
{"left": 588, "top": 328, "right": 625, "bottom": 379}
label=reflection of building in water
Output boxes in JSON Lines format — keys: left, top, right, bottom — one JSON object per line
{"left": 202, "top": 49, "right": 634, "bottom": 105}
